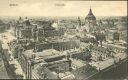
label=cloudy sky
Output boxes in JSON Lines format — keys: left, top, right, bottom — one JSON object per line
{"left": 0, "top": 0, "right": 127, "bottom": 16}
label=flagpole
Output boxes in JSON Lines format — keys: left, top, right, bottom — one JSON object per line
{"left": 89, "top": 0, "right": 92, "bottom": 9}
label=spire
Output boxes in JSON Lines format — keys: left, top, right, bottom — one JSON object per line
{"left": 77, "top": 17, "right": 81, "bottom": 26}
{"left": 89, "top": 8, "right": 93, "bottom": 15}
{"left": 89, "top": 0, "right": 93, "bottom": 15}
{"left": 19, "top": 16, "right": 22, "bottom": 20}
{"left": 78, "top": 17, "right": 80, "bottom": 20}
{"left": 89, "top": 0, "right": 92, "bottom": 9}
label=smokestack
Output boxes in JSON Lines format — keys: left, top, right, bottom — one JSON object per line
{"left": 66, "top": 53, "right": 72, "bottom": 71}
{"left": 36, "top": 29, "right": 39, "bottom": 42}
{"left": 69, "top": 59, "right": 72, "bottom": 71}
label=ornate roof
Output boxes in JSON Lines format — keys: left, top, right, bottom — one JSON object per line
{"left": 85, "top": 8, "right": 96, "bottom": 21}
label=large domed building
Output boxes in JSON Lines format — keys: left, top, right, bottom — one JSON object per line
{"left": 85, "top": 8, "right": 96, "bottom": 21}
{"left": 85, "top": 8, "right": 97, "bottom": 33}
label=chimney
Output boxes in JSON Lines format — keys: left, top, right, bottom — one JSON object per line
{"left": 68, "top": 59, "right": 72, "bottom": 71}
{"left": 66, "top": 53, "right": 72, "bottom": 71}
{"left": 36, "top": 29, "right": 39, "bottom": 42}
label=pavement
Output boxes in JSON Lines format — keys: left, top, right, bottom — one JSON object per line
{"left": 0, "top": 53, "right": 10, "bottom": 79}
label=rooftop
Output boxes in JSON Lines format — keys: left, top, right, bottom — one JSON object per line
{"left": 89, "top": 52, "right": 127, "bottom": 70}
{"left": 71, "top": 58, "right": 87, "bottom": 69}
{"left": 23, "top": 49, "right": 62, "bottom": 60}
{"left": 59, "top": 72, "right": 75, "bottom": 79}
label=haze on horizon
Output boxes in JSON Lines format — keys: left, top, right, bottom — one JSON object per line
{"left": 0, "top": 0, "right": 127, "bottom": 17}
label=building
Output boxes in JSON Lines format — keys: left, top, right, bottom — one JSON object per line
{"left": 85, "top": 8, "right": 97, "bottom": 32}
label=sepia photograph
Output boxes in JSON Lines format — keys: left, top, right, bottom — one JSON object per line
{"left": 0, "top": 0, "right": 127, "bottom": 79}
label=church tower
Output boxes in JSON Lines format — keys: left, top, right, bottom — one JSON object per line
{"left": 77, "top": 17, "right": 82, "bottom": 26}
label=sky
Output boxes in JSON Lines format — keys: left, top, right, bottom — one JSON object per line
{"left": 0, "top": 0, "right": 127, "bottom": 17}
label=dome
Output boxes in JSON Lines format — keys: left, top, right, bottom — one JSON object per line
{"left": 85, "top": 8, "right": 96, "bottom": 21}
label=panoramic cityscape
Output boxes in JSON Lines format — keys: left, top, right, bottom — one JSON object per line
{"left": 0, "top": 0, "right": 127, "bottom": 80}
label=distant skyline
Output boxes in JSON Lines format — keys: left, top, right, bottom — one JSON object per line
{"left": 0, "top": 0, "right": 127, "bottom": 17}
